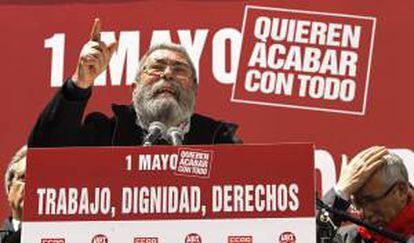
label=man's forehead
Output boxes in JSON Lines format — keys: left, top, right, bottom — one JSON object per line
{"left": 147, "top": 49, "right": 189, "bottom": 65}
{"left": 357, "top": 171, "right": 386, "bottom": 196}
{"left": 13, "top": 158, "right": 26, "bottom": 175}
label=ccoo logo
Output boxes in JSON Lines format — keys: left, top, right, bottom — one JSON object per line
{"left": 228, "top": 235, "right": 253, "bottom": 243}
{"left": 41, "top": 239, "right": 65, "bottom": 243}
{"left": 134, "top": 237, "right": 159, "bottom": 243}
{"left": 279, "top": 232, "right": 296, "bottom": 243}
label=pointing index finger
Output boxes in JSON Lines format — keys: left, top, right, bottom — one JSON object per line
{"left": 90, "top": 18, "right": 101, "bottom": 41}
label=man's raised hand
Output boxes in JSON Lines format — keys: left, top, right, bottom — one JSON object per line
{"left": 336, "top": 146, "right": 388, "bottom": 197}
{"left": 72, "top": 18, "right": 118, "bottom": 89}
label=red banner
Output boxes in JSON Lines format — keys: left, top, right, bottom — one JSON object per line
{"left": 23, "top": 144, "right": 315, "bottom": 242}
{"left": 24, "top": 144, "right": 314, "bottom": 221}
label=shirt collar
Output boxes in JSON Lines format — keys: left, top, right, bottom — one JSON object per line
{"left": 11, "top": 218, "right": 21, "bottom": 231}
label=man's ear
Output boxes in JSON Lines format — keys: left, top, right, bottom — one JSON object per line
{"left": 130, "top": 82, "right": 138, "bottom": 103}
{"left": 6, "top": 184, "right": 13, "bottom": 203}
{"left": 395, "top": 183, "right": 409, "bottom": 202}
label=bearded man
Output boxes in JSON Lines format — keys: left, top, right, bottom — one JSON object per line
{"left": 28, "top": 18, "right": 240, "bottom": 147}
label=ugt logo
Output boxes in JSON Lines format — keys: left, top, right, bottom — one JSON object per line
{"left": 185, "top": 233, "right": 202, "bottom": 243}
{"left": 91, "top": 234, "right": 108, "bottom": 243}
{"left": 279, "top": 232, "right": 296, "bottom": 243}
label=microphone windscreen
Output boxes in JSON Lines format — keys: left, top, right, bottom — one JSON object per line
{"left": 167, "top": 127, "right": 184, "bottom": 145}
{"left": 148, "top": 121, "right": 166, "bottom": 134}
{"left": 143, "top": 121, "right": 166, "bottom": 146}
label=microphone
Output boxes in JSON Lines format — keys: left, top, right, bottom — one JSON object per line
{"left": 166, "top": 127, "right": 184, "bottom": 145}
{"left": 143, "top": 121, "right": 166, "bottom": 146}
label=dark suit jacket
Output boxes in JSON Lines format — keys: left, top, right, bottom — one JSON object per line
{"left": 0, "top": 218, "right": 20, "bottom": 243}
{"left": 317, "top": 189, "right": 372, "bottom": 243}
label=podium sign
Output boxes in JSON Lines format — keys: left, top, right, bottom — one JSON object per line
{"left": 23, "top": 144, "right": 315, "bottom": 242}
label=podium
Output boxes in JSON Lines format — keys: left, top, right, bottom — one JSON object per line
{"left": 23, "top": 144, "right": 315, "bottom": 242}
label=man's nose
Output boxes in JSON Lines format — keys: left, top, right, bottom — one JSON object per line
{"left": 161, "top": 66, "right": 174, "bottom": 80}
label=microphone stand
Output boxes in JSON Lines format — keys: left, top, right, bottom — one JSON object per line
{"left": 166, "top": 127, "right": 184, "bottom": 146}
{"left": 316, "top": 198, "right": 407, "bottom": 242}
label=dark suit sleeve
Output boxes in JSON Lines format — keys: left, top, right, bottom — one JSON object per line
{"left": 321, "top": 188, "right": 352, "bottom": 226}
{"left": 28, "top": 79, "right": 112, "bottom": 147}
{"left": 0, "top": 232, "right": 8, "bottom": 243}
{"left": 212, "top": 122, "right": 242, "bottom": 144}
{"left": 2, "top": 230, "right": 20, "bottom": 243}
{"left": 317, "top": 188, "right": 353, "bottom": 243}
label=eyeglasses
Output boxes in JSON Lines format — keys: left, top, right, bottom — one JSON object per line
{"left": 13, "top": 175, "right": 25, "bottom": 184}
{"left": 352, "top": 181, "right": 402, "bottom": 210}
{"left": 142, "top": 61, "right": 192, "bottom": 80}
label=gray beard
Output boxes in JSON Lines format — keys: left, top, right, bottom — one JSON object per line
{"left": 132, "top": 79, "right": 195, "bottom": 130}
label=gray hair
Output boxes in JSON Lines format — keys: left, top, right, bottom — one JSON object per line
{"left": 376, "top": 153, "right": 409, "bottom": 188}
{"left": 135, "top": 43, "right": 198, "bottom": 86}
{"left": 4, "top": 145, "right": 27, "bottom": 194}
